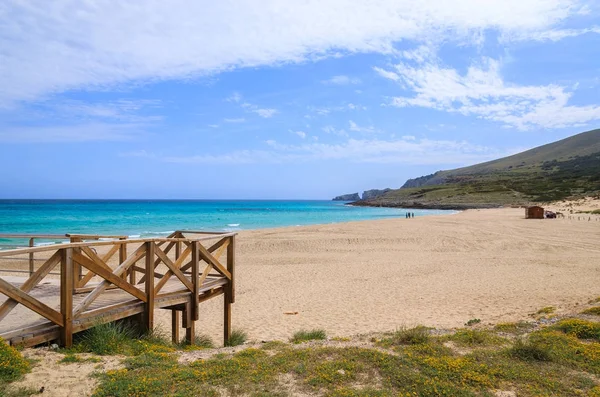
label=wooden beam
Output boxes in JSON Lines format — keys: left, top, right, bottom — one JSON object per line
{"left": 197, "top": 244, "right": 231, "bottom": 280}
{"left": 0, "top": 233, "right": 238, "bottom": 258}
{"left": 72, "top": 245, "right": 146, "bottom": 317}
{"left": 152, "top": 246, "right": 191, "bottom": 293}
{"left": 227, "top": 235, "right": 235, "bottom": 303}
{"left": 0, "top": 250, "right": 62, "bottom": 321}
{"left": 60, "top": 248, "right": 74, "bottom": 347}
{"left": 73, "top": 253, "right": 146, "bottom": 302}
{"left": 144, "top": 241, "right": 155, "bottom": 331}
{"left": 28, "top": 238, "right": 34, "bottom": 276}
{"left": 171, "top": 310, "right": 180, "bottom": 344}
{"left": 191, "top": 241, "right": 199, "bottom": 321}
{"left": 153, "top": 246, "right": 193, "bottom": 295}
{"left": 0, "top": 278, "right": 63, "bottom": 326}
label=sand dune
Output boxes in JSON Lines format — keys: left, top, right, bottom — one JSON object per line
{"left": 151, "top": 207, "right": 600, "bottom": 343}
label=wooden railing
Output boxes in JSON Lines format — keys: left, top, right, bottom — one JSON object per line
{"left": 0, "top": 231, "right": 236, "bottom": 347}
{"left": 0, "top": 233, "right": 128, "bottom": 276}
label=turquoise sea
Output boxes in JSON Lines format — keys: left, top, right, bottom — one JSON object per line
{"left": 0, "top": 200, "right": 452, "bottom": 247}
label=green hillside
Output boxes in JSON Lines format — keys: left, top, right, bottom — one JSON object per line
{"left": 356, "top": 128, "right": 600, "bottom": 209}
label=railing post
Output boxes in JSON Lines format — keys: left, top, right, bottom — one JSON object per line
{"left": 60, "top": 248, "right": 73, "bottom": 347}
{"left": 144, "top": 241, "right": 155, "bottom": 332}
{"left": 119, "top": 238, "right": 128, "bottom": 282}
{"left": 224, "top": 235, "right": 235, "bottom": 344}
{"left": 191, "top": 241, "right": 199, "bottom": 321}
{"left": 28, "top": 238, "right": 34, "bottom": 276}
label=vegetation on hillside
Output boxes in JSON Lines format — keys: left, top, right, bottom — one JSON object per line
{"left": 358, "top": 129, "right": 600, "bottom": 208}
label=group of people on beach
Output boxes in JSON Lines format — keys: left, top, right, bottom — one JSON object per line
{"left": 405, "top": 212, "right": 415, "bottom": 219}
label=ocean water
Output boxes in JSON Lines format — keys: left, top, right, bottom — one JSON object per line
{"left": 0, "top": 200, "right": 452, "bottom": 246}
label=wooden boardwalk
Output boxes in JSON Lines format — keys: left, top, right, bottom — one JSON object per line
{"left": 0, "top": 231, "right": 236, "bottom": 347}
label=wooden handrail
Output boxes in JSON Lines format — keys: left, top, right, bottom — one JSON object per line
{"left": 0, "top": 232, "right": 237, "bottom": 348}
{"left": 0, "top": 233, "right": 238, "bottom": 257}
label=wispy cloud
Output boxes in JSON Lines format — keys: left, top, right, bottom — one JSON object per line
{"left": 223, "top": 118, "right": 246, "bottom": 123}
{"left": 226, "top": 93, "right": 278, "bottom": 118}
{"left": 378, "top": 56, "right": 600, "bottom": 130}
{"left": 0, "top": 123, "right": 145, "bottom": 143}
{"left": 348, "top": 120, "right": 378, "bottom": 134}
{"left": 157, "top": 135, "right": 517, "bottom": 166}
{"left": 0, "top": 1, "right": 592, "bottom": 105}
{"left": 322, "top": 75, "right": 361, "bottom": 85}
{"left": 290, "top": 130, "right": 307, "bottom": 139}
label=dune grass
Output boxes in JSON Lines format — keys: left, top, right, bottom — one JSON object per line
{"left": 93, "top": 318, "right": 600, "bottom": 397}
{"left": 291, "top": 329, "right": 327, "bottom": 344}
{"left": 582, "top": 307, "right": 600, "bottom": 316}
{"left": 224, "top": 329, "right": 247, "bottom": 347}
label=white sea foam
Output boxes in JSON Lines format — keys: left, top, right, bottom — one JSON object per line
{"left": 227, "top": 224, "right": 240, "bottom": 227}
{"left": 128, "top": 234, "right": 141, "bottom": 238}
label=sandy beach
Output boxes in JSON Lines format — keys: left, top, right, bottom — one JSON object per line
{"left": 146, "top": 206, "right": 600, "bottom": 342}
{"left": 4, "top": 205, "right": 600, "bottom": 396}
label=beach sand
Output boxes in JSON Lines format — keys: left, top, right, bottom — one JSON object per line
{"left": 5, "top": 205, "right": 600, "bottom": 396}
{"left": 153, "top": 206, "right": 600, "bottom": 342}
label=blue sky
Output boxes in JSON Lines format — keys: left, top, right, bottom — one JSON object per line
{"left": 1, "top": 1, "right": 599, "bottom": 199}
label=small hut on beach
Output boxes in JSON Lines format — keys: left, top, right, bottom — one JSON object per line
{"left": 525, "top": 206, "right": 544, "bottom": 219}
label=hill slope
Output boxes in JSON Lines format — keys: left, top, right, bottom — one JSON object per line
{"left": 355, "top": 128, "right": 600, "bottom": 209}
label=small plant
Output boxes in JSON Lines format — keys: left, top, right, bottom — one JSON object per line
{"left": 59, "top": 354, "right": 101, "bottom": 364}
{"left": 178, "top": 333, "right": 214, "bottom": 350}
{"left": 389, "top": 326, "right": 430, "bottom": 345}
{"left": 74, "top": 321, "right": 137, "bottom": 355}
{"left": 536, "top": 306, "right": 555, "bottom": 315}
{"left": 291, "top": 329, "right": 327, "bottom": 344}
{"left": 465, "top": 318, "right": 481, "bottom": 326}
{"left": 59, "top": 354, "right": 82, "bottom": 364}
{"left": 448, "top": 329, "right": 504, "bottom": 346}
{"left": 225, "top": 329, "right": 247, "bottom": 347}
{"left": 0, "top": 339, "right": 30, "bottom": 383}
{"left": 508, "top": 338, "right": 552, "bottom": 362}
{"left": 581, "top": 307, "right": 600, "bottom": 316}
{"left": 494, "top": 321, "right": 534, "bottom": 334}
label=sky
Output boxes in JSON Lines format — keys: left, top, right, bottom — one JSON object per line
{"left": 0, "top": 1, "right": 599, "bottom": 199}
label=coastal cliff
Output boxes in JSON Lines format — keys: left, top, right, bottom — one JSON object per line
{"left": 362, "top": 188, "right": 392, "bottom": 200}
{"left": 332, "top": 193, "right": 361, "bottom": 201}
{"left": 352, "top": 128, "right": 600, "bottom": 209}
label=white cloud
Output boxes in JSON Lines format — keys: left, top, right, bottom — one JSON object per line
{"left": 0, "top": 0, "right": 590, "bottom": 105}
{"left": 161, "top": 136, "right": 516, "bottom": 165}
{"left": 322, "top": 75, "right": 361, "bottom": 85}
{"left": 49, "top": 99, "right": 162, "bottom": 122}
{"left": 373, "top": 67, "right": 400, "bottom": 81}
{"left": 0, "top": 123, "right": 145, "bottom": 143}
{"left": 322, "top": 125, "right": 348, "bottom": 137}
{"left": 254, "top": 108, "right": 278, "bottom": 118}
{"left": 208, "top": 124, "right": 219, "bottom": 128}
{"left": 349, "top": 120, "right": 378, "bottom": 134}
{"left": 290, "top": 130, "right": 307, "bottom": 139}
{"left": 402, "top": 135, "right": 416, "bottom": 141}
{"left": 224, "top": 118, "right": 246, "bottom": 123}
{"left": 227, "top": 93, "right": 278, "bottom": 118}
{"left": 504, "top": 26, "right": 600, "bottom": 42}
{"left": 384, "top": 57, "right": 600, "bottom": 130}
{"left": 119, "top": 149, "right": 155, "bottom": 158}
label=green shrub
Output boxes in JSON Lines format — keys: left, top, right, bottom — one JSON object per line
{"left": 536, "top": 306, "right": 555, "bottom": 315}
{"left": 494, "top": 321, "right": 534, "bottom": 334}
{"left": 74, "top": 321, "right": 137, "bottom": 355}
{"left": 464, "top": 318, "right": 481, "bottom": 326}
{"left": 225, "top": 329, "right": 247, "bottom": 347}
{"left": 389, "top": 326, "right": 430, "bottom": 345}
{"left": 581, "top": 307, "right": 600, "bottom": 316}
{"left": 552, "top": 319, "right": 600, "bottom": 341}
{"left": 0, "top": 339, "right": 30, "bottom": 383}
{"left": 448, "top": 330, "right": 505, "bottom": 346}
{"left": 508, "top": 339, "right": 552, "bottom": 362}
{"left": 291, "top": 329, "right": 327, "bottom": 344}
